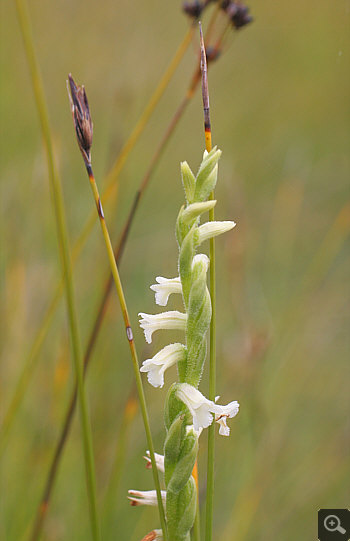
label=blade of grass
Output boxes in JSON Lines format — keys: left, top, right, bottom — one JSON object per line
{"left": 14, "top": 1, "right": 101, "bottom": 540}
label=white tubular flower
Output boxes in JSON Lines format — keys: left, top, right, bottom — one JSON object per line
{"left": 140, "top": 343, "right": 186, "bottom": 388}
{"left": 128, "top": 489, "right": 166, "bottom": 507}
{"left": 140, "top": 530, "right": 163, "bottom": 541}
{"left": 197, "top": 221, "right": 236, "bottom": 245}
{"left": 150, "top": 276, "right": 182, "bottom": 306}
{"left": 139, "top": 311, "right": 187, "bottom": 344}
{"left": 143, "top": 451, "right": 165, "bottom": 472}
{"left": 177, "top": 383, "right": 239, "bottom": 435}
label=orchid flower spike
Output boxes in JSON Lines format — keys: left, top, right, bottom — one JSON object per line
{"left": 143, "top": 451, "right": 165, "bottom": 473}
{"left": 138, "top": 311, "right": 187, "bottom": 344}
{"left": 128, "top": 489, "right": 166, "bottom": 507}
{"left": 150, "top": 276, "right": 182, "bottom": 306}
{"left": 140, "top": 343, "right": 186, "bottom": 388}
{"left": 177, "top": 383, "right": 239, "bottom": 436}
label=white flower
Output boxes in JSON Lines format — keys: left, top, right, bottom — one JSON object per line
{"left": 139, "top": 311, "right": 187, "bottom": 344}
{"left": 128, "top": 489, "right": 166, "bottom": 507}
{"left": 197, "top": 221, "right": 236, "bottom": 244}
{"left": 140, "top": 343, "right": 186, "bottom": 388}
{"left": 143, "top": 451, "right": 165, "bottom": 472}
{"left": 177, "top": 383, "right": 239, "bottom": 436}
{"left": 150, "top": 276, "right": 182, "bottom": 306}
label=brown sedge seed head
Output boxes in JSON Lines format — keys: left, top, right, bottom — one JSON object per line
{"left": 220, "top": 1, "right": 253, "bottom": 29}
{"left": 67, "top": 74, "right": 93, "bottom": 165}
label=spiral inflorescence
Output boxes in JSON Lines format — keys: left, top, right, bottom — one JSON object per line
{"left": 137, "top": 148, "right": 238, "bottom": 540}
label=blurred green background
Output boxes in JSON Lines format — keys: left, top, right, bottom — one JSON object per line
{"left": 1, "top": 1, "right": 349, "bottom": 540}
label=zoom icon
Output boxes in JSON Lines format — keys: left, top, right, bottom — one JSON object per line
{"left": 319, "top": 509, "right": 350, "bottom": 540}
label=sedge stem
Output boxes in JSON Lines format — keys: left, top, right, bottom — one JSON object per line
{"left": 85, "top": 163, "right": 168, "bottom": 540}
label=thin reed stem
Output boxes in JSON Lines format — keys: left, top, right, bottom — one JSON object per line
{"left": 199, "top": 23, "right": 215, "bottom": 541}
{"left": 14, "top": 2, "right": 100, "bottom": 541}
{"left": 85, "top": 163, "right": 168, "bottom": 540}
{"left": 1, "top": 26, "right": 194, "bottom": 451}
{"left": 205, "top": 0, "right": 221, "bottom": 43}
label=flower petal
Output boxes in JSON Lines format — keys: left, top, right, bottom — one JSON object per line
{"left": 140, "top": 343, "right": 186, "bottom": 387}
{"left": 150, "top": 276, "right": 182, "bottom": 306}
{"left": 138, "top": 311, "right": 187, "bottom": 343}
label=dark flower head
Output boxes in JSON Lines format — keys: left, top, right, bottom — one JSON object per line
{"left": 221, "top": 1, "right": 253, "bottom": 29}
{"left": 182, "top": 1, "right": 204, "bottom": 19}
{"left": 67, "top": 74, "right": 93, "bottom": 165}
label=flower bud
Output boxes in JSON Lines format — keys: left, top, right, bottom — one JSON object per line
{"left": 182, "top": 200, "right": 217, "bottom": 224}
{"left": 196, "top": 220, "right": 236, "bottom": 244}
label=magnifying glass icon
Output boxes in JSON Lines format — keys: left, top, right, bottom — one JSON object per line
{"left": 324, "top": 514, "right": 346, "bottom": 534}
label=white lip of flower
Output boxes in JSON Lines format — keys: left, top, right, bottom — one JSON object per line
{"left": 192, "top": 253, "right": 210, "bottom": 272}
{"left": 197, "top": 221, "right": 236, "bottom": 245}
{"left": 143, "top": 451, "right": 165, "bottom": 473}
{"left": 177, "top": 383, "right": 239, "bottom": 436}
{"left": 213, "top": 396, "right": 240, "bottom": 436}
{"left": 128, "top": 489, "right": 166, "bottom": 507}
{"left": 150, "top": 276, "right": 182, "bottom": 306}
{"left": 138, "top": 311, "right": 187, "bottom": 344}
{"left": 140, "top": 343, "right": 186, "bottom": 388}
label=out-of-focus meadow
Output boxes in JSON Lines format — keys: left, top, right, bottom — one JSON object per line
{"left": 1, "top": 0, "right": 349, "bottom": 540}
